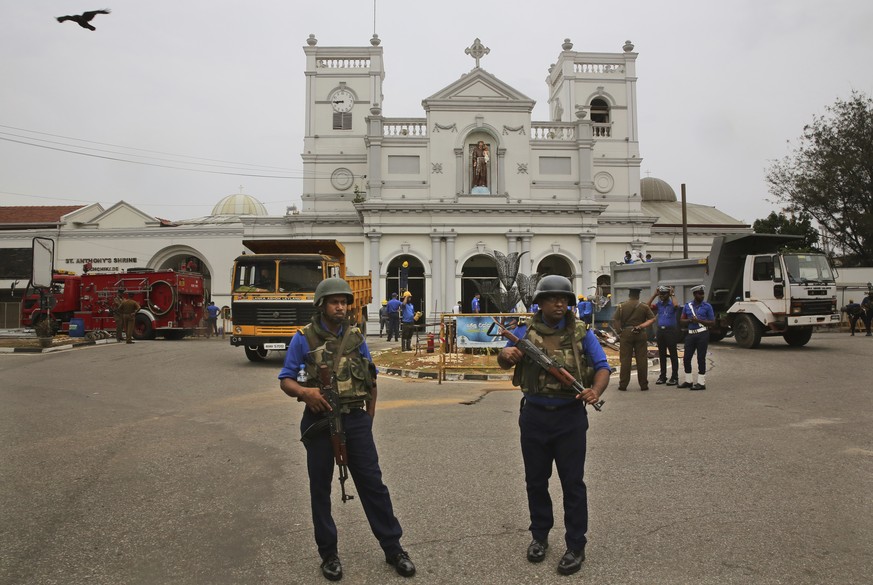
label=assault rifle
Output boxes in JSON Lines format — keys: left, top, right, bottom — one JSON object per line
{"left": 492, "top": 317, "right": 604, "bottom": 411}
{"left": 318, "top": 364, "right": 355, "bottom": 503}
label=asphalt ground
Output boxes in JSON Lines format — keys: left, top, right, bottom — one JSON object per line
{"left": 1, "top": 331, "right": 871, "bottom": 585}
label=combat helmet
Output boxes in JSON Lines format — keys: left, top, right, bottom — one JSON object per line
{"left": 532, "top": 275, "right": 576, "bottom": 305}
{"left": 313, "top": 278, "right": 354, "bottom": 307}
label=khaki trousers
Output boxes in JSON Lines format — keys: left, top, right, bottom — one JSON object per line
{"left": 618, "top": 329, "right": 649, "bottom": 390}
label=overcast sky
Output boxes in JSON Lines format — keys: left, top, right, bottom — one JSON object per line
{"left": 2, "top": 0, "right": 871, "bottom": 225}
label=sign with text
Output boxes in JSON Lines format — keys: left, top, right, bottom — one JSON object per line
{"left": 455, "top": 316, "right": 522, "bottom": 348}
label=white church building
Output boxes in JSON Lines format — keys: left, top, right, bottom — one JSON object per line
{"left": 0, "top": 36, "right": 749, "bottom": 319}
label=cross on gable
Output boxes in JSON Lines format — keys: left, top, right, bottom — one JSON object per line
{"left": 465, "top": 38, "right": 490, "bottom": 68}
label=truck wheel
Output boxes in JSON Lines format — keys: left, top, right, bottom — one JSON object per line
{"left": 733, "top": 315, "right": 763, "bottom": 349}
{"left": 783, "top": 326, "right": 813, "bottom": 347}
{"left": 134, "top": 315, "right": 156, "bottom": 340}
{"left": 245, "top": 345, "right": 269, "bottom": 362}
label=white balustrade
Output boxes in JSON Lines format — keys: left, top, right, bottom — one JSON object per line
{"left": 530, "top": 124, "right": 575, "bottom": 140}
{"left": 383, "top": 120, "right": 427, "bottom": 137}
{"left": 316, "top": 58, "right": 371, "bottom": 68}
{"left": 592, "top": 123, "right": 612, "bottom": 137}
{"left": 573, "top": 63, "right": 625, "bottom": 74}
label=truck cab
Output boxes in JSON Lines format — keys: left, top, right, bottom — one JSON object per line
{"left": 229, "top": 240, "right": 371, "bottom": 362}
{"left": 729, "top": 251, "right": 839, "bottom": 347}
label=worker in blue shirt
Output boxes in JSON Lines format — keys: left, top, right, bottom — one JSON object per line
{"left": 496, "top": 275, "right": 610, "bottom": 576}
{"left": 400, "top": 291, "right": 415, "bottom": 351}
{"left": 575, "top": 295, "right": 593, "bottom": 325}
{"left": 471, "top": 293, "right": 481, "bottom": 313}
{"left": 385, "top": 292, "right": 402, "bottom": 342}
{"left": 679, "top": 285, "right": 716, "bottom": 390}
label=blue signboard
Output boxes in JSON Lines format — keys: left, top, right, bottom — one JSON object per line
{"left": 456, "top": 316, "right": 523, "bottom": 348}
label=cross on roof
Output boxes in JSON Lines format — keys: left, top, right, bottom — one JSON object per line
{"left": 465, "top": 38, "right": 490, "bottom": 68}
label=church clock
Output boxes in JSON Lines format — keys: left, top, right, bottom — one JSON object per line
{"left": 329, "top": 88, "right": 355, "bottom": 112}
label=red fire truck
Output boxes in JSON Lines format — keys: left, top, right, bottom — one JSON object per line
{"left": 21, "top": 269, "right": 205, "bottom": 340}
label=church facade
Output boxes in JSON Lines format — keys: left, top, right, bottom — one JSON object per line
{"left": 0, "top": 36, "right": 749, "bottom": 320}
{"left": 286, "top": 35, "right": 748, "bottom": 314}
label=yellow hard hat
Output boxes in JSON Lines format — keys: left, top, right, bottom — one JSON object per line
{"left": 381, "top": 299, "right": 388, "bottom": 305}
{"left": 402, "top": 291, "right": 412, "bottom": 298}
{"left": 402, "top": 261, "right": 409, "bottom": 268}
{"left": 578, "top": 295, "right": 585, "bottom": 300}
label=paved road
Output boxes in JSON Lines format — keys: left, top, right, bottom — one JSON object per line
{"left": 1, "top": 332, "right": 871, "bottom": 584}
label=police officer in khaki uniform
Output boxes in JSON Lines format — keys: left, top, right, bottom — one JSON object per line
{"left": 117, "top": 293, "right": 141, "bottom": 344}
{"left": 612, "top": 288, "right": 656, "bottom": 391}
{"left": 112, "top": 289, "right": 125, "bottom": 342}
{"left": 278, "top": 278, "right": 415, "bottom": 582}
{"left": 497, "top": 275, "right": 611, "bottom": 576}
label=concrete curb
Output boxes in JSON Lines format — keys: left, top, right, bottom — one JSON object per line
{"left": 380, "top": 367, "right": 512, "bottom": 381}
{"left": 0, "top": 337, "right": 119, "bottom": 354}
{"left": 379, "top": 357, "right": 658, "bottom": 382}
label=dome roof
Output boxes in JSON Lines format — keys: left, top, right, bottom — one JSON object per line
{"left": 640, "top": 177, "right": 677, "bottom": 202}
{"left": 211, "top": 193, "right": 268, "bottom": 216}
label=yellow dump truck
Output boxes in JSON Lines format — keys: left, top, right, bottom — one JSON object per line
{"left": 229, "top": 240, "right": 372, "bottom": 361}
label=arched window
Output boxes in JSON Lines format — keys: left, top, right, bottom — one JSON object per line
{"left": 590, "top": 98, "right": 611, "bottom": 137}
{"left": 590, "top": 98, "right": 609, "bottom": 123}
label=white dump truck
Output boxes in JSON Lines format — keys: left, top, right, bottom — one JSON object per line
{"left": 610, "top": 234, "right": 840, "bottom": 348}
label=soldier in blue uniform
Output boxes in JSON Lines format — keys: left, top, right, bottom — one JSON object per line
{"left": 278, "top": 278, "right": 415, "bottom": 581}
{"left": 679, "top": 285, "right": 716, "bottom": 390}
{"left": 497, "top": 275, "right": 611, "bottom": 576}
{"left": 648, "top": 285, "right": 680, "bottom": 385}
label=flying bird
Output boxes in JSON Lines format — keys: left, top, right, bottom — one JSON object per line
{"left": 56, "top": 9, "right": 111, "bottom": 31}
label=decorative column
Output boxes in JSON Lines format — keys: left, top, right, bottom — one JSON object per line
{"left": 506, "top": 232, "right": 517, "bottom": 255}
{"left": 445, "top": 235, "right": 456, "bottom": 309}
{"left": 579, "top": 231, "right": 596, "bottom": 296}
{"left": 366, "top": 105, "right": 384, "bottom": 200}
{"left": 454, "top": 148, "right": 464, "bottom": 195}
{"left": 367, "top": 231, "right": 382, "bottom": 316}
{"left": 497, "top": 147, "right": 506, "bottom": 196}
{"left": 575, "top": 107, "right": 595, "bottom": 202}
{"left": 431, "top": 234, "right": 442, "bottom": 314}
{"left": 521, "top": 235, "right": 533, "bottom": 274}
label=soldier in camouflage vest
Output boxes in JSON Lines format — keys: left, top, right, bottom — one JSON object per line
{"left": 498, "top": 275, "right": 611, "bottom": 576}
{"left": 278, "top": 278, "right": 415, "bottom": 582}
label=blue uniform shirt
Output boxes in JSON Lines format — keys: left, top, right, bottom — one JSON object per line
{"left": 401, "top": 302, "right": 415, "bottom": 323}
{"left": 386, "top": 298, "right": 402, "bottom": 314}
{"left": 505, "top": 317, "right": 610, "bottom": 406}
{"left": 682, "top": 301, "right": 715, "bottom": 332}
{"left": 472, "top": 296, "right": 481, "bottom": 313}
{"left": 206, "top": 304, "right": 220, "bottom": 319}
{"left": 653, "top": 299, "right": 679, "bottom": 328}
{"left": 278, "top": 320, "right": 375, "bottom": 380}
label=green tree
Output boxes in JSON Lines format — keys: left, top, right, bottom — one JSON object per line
{"left": 766, "top": 91, "right": 873, "bottom": 266}
{"left": 752, "top": 211, "right": 821, "bottom": 252}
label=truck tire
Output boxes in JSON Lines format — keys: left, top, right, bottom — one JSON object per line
{"left": 245, "top": 345, "right": 269, "bottom": 362}
{"left": 733, "top": 314, "right": 763, "bottom": 349}
{"left": 134, "top": 314, "right": 156, "bottom": 340}
{"left": 783, "top": 326, "right": 813, "bottom": 347}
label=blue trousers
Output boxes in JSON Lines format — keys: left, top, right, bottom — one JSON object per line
{"left": 519, "top": 400, "right": 590, "bottom": 551}
{"left": 300, "top": 408, "right": 403, "bottom": 560}
{"left": 683, "top": 331, "right": 709, "bottom": 374}
{"left": 387, "top": 314, "right": 400, "bottom": 341}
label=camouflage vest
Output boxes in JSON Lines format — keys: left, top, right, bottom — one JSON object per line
{"left": 302, "top": 316, "right": 373, "bottom": 403}
{"left": 512, "top": 313, "right": 594, "bottom": 398}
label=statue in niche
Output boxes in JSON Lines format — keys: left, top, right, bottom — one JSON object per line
{"left": 470, "top": 141, "right": 490, "bottom": 194}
